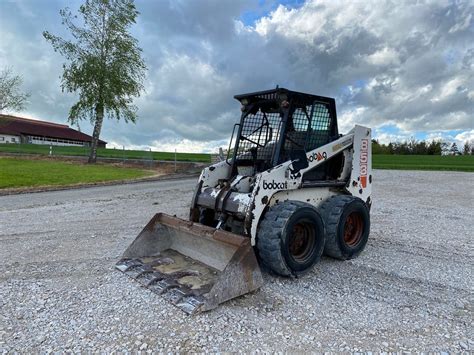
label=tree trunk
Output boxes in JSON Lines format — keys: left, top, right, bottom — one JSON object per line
{"left": 88, "top": 103, "right": 104, "bottom": 164}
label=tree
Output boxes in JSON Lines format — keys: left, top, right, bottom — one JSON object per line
{"left": 427, "top": 140, "right": 441, "bottom": 155}
{"left": 0, "top": 67, "right": 30, "bottom": 113}
{"left": 450, "top": 142, "right": 459, "bottom": 155}
{"left": 43, "top": 0, "right": 147, "bottom": 163}
{"left": 463, "top": 141, "right": 471, "bottom": 155}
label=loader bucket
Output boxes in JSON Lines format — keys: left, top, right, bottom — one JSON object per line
{"left": 116, "top": 213, "right": 263, "bottom": 314}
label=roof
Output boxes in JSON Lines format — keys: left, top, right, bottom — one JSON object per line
{"left": 234, "top": 87, "right": 335, "bottom": 107}
{"left": 0, "top": 114, "right": 106, "bottom": 144}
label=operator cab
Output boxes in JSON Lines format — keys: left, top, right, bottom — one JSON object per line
{"left": 229, "top": 87, "right": 341, "bottom": 181}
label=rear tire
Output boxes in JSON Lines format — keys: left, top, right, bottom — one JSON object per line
{"left": 257, "top": 201, "right": 325, "bottom": 277}
{"left": 319, "top": 195, "right": 370, "bottom": 260}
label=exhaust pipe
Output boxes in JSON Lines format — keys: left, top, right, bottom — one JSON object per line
{"left": 116, "top": 213, "right": 263, "bottom": 314}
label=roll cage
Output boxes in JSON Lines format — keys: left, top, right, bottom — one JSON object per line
{"left": 228, "top": 88, "right": 339, "bottom": 178}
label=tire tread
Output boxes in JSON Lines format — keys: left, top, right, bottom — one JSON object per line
{"left": 319, "top": 195, "right": 369, "bottom": 260}
{"left": 257, "top": 201, "right": 319, "bottom": 276}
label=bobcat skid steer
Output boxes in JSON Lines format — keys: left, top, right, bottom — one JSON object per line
{"left": 116, "top": 88, "right": 372, "bottom": 314}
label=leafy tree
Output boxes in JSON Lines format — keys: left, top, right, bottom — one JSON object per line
{"left": 387, "top": 142, "right": 394, "bottom": 154}
{"left": 450, "top": 142, "right": 459, "bottom": 155}
{"left": 372, "top": 139, "right": 384, "bottom": 154}
{"left": 408, "top": 136, "right": 417, "bottom": 154}
{"left": 427, "top": 140, "right": 441, "bottom": 155}
{"left": 440, "top": 141, "right": 450, "bottom": 155}
{"left": 463, "top": 141, "right": 471, "bottom": 155}
{"left": 372, "top": 139, "right": 443, "bottom": 155}
{"left": 0, "top": 67, "right": 30, "bottom": 113}
{"left": 43, "top": 0, "right": 147, "bottom": 163}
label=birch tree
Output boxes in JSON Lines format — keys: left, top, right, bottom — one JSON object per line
{"left": 44, "top": 0, "right": 147, "bottom": 163}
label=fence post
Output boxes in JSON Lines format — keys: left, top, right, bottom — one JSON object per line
{"left": 174, "top": 148, "right": 177, "bottom": 173}
{"left": 148, "top": 147, "right": 153, "bottom": 168}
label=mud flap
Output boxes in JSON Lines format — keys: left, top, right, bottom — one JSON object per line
{"left": 116, "top": 213, "right": 263, "bottom": 314}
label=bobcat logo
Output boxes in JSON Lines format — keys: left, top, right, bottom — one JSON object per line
{"left": 307, "top": 151, "right": 327, "bottom": 163}
{"left": 262, "top": 180, "right": 288, "bottom": 190}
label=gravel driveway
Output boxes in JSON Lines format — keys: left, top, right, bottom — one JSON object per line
{"left": 0, "top": 170, "right": 472, "bottom": 352}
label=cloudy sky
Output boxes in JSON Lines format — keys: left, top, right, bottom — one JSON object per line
{"left": 0, "top": 0, "right": 472, "bottom": 152}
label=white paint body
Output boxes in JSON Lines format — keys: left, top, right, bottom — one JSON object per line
{"left": 194, "top": 125, "right": 372, "bottom": 246}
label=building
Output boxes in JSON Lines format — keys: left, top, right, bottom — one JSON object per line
{"left": 0, "top": 114, "right": 106, "bottom": 148}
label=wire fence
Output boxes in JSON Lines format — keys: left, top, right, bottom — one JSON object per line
{"left": 0, "top": 143, "right": 213, "bottom": 164}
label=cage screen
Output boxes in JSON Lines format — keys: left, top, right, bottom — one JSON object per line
{"left": 281, "top": 102, "right": 332, "bottom": 161}
{"left": 236, "top": 109, "right": 282, "bottom": 164}
{"left": 233, "top": 99, "right": 333, "bottom": 172}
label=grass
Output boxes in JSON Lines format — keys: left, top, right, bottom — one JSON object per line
{"left": 0, "top": 143, "right": 212, "bottom": 163}
{"left": 373, "top": 154, "right": 474, "bottom": 172}
{"left": 0, "top": 157, "right": 155, "bottom": 189}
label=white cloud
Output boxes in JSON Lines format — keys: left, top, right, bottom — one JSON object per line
{"left": 431, "top": 76, "right": 468, "bottom": 102}
{"left": 374, "top": 132, "right": 412, "bottom": 145}
{"left": 338, "top": 107, "right": 367, "bottom": 133}
{"left": 0, "top": 0, "right": 472, "bottom": 151}
{"left": 426, "top": 132, "right": 451, "bottom": 142}
{"left": 366, "top": 47, "right": 400, "bottom": 66}
{"left": 455, "top": 129, "right": 474, "bottom": 143}
{"left": 108, "top": 138, "right": 228, "bottom": 154}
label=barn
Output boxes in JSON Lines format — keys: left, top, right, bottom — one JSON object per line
{"left": 0, "top": 114, "right": 106, "bottom": 148}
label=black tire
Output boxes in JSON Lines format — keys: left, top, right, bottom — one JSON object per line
{"left": 319, "top": 195, "right": 370, "bottom": 260}
{"left": 257, "top": 201, "right": 325, "bottom": 277}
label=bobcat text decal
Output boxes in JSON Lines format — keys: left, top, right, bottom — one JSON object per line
{"left": 360, "top": 139, "right": 369, "bottom": 188}
{"left": 307, "top": 151, "right": 327, "bottom": 163}
{"left": 262, "top": 180, "right": 288, "bottom": 190}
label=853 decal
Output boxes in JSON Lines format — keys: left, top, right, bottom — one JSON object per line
{"left": 360, "top": 139, "right": 369, "bottom": 188}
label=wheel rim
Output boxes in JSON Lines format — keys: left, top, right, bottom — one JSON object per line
{"left": 343, "top": 212, "right": 364, "bottom": 247}
{"left": 289, "top": 221, "right": 316, "bottom": 263}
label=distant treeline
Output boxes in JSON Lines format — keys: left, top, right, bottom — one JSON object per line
{"left": 372, "top": 139, "right": 472, "bottom": 155}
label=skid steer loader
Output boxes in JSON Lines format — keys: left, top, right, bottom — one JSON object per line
{"left": 117, "top": 88, "right": 372, "bottom": 314}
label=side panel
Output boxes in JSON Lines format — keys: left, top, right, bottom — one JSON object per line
{"left": 345, "top": 125, "right": 372, "bottom": 206}
{"left": 198, "top": 160, "right": 232, "bottom": 188}
{"left": 247, "top": 133, "right": 357, "bottom": 245}
{"left": 269, "top": 188, "right": 338, "bottom": 208}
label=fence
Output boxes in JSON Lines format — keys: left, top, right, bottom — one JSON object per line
{"left": 0, "top": 143, "right": 212, "bottom": 164}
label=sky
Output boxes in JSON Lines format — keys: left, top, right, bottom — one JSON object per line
{"left": 0, "top": 0, "right": 473, "bottom": 152}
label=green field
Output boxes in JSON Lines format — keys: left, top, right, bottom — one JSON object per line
{"left": 0, "top": 157, "right": 154, "bottom": 189}
{"left": 0, "top": 143, "right": 212, "bottom": 163}
{"left": 373, "top": 154, "right": 474, "bottom": 172}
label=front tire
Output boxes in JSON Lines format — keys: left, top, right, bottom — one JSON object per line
{"left": 257, "top": 201, "right": 325, "bottom": 277}
{"left": 319, "top": 195, "right": 370, "bottom": 260}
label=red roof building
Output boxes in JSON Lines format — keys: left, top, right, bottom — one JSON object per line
{"left": 0, "top": 114, "right": 106, "bottom": 147}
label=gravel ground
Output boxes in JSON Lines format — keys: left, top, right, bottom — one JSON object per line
{"left": 0, "top": 170, "right": 473, "bottom": 352}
